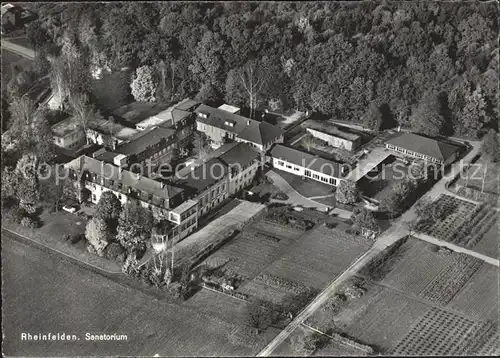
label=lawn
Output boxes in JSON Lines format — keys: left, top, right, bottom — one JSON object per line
{"left": 274, "top": 169, "right": 335, "bottom": 199}
{"left": 473, "top": 215, "right": 499, "bottom": 258}
{"left": 357, "top": 155, "right": 413, "bottom": 201}
{"left": 2, "top": 210, "right": 121, "bottom": 272}
{"left": 457, "top": 157, "right": 500, "bottom": 195}
{"left": 2, "top": 238, "right": 255, "bottom": 356}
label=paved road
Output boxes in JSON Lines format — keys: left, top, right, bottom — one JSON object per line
{"left": 414, "top": 232, "right": 499, "bottom": 266}
{"left": 257, "top": 139, "right": 483, "bottom": 356}
{"left": 1, "top": 37, "right": 54, "bottom": 61}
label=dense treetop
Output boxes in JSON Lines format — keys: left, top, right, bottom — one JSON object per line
{"left": 27, "top": 1, "right": 499, "bottom": 136}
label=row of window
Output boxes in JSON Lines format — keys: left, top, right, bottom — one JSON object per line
{"left": 277, "top": 160, "right": 301, "bottom": 172}
{"left": 304, "top": 169, "right": 337, "bottom": 185}
{"left": 386, "top": 144, "right": 441, "bottom": 163}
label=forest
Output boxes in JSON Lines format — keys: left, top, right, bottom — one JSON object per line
{"left": 18, "top": 1, "right": 500, "bottom": 138}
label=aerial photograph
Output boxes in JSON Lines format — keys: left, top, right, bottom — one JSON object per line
{"left": 1, "top": 1, "right": 499, "bottom": 357}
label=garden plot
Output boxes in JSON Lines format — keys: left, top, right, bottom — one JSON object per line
{"left": 201, "top": 227, "right": 297, "bottom": 280}
{"left": 450, "top": 204, "right": 499, "bottom": 249}
{"left": 471, "top": 213, "right": 499, "bottom": 258}
{"left": 343, "top": 288, "right": 431, "bottom": 352}
{"left": 477, "top": 326, "right": 500, "bottom": 356}
{"left": 419, "top": 253, "right": 483, "bottom": 306}
{"left": 238, "top": 280, "right": 291, "bottom": 305}
{"left": 391, "top": 307, "right": 484, "bottom": 356}
{"left": 252, "top": 219, "right": 304, "bottom": 241}
{"left": 263, "top": 226, "right": 372, "bottom": 290}
{"left": 419, "top": 194, "right": 477, "bottom": 242}
{"left": 380, "top": 239, "right": 455, "bottom": 296}
{"left": 446, "top": 264, "right": 499, "bottom": 321}
{"left": 306, "top": 281, "right": 385, "bottom": 333}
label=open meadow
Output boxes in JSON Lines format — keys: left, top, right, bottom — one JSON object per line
{"left": 2, "top": 237, "right": 254, "bottom": 356}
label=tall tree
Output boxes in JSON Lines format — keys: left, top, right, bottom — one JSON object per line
{"left": 116, "top": 203, "right": 154, "bottom": 254}
{"left": 86, "top": 217, "right": 110, "bottom": 256}
{"left": 409, "top": 92, "right": 445, "bottom": 136}
{"left": 225, "top": 58, "right": 271, "bottom": 119}
{"left": 130, "top": 65, "right": 157, "bottom": 102}
{"left": 455, "top": 85, "right": 486, "bottom": 138}
{"left": 69, "top": 93, "right": 101, "bottom": 144}
{"left": 481, "top": 129, "right": 499, "bottom": 162}
{"left": 95, "top": 191, "right": 123, "bottom": 231}
{"left": 336, "top": 180, "right": 358, "bottom": 205}
{"left": 15, "top": 154, "right": 40, "bottom": 214}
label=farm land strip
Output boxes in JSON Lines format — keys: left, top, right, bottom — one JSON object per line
{"left": 446, "top": 263, "right": 499, "bottom": 321}
{"left": 261, "top": 225, "right": 372, "bottom": 290}
{"left": 2, "top": 237, "right": 254, "bottom": 356}
{"left": 391, "top": 307, "right": 489, "bottom": 356}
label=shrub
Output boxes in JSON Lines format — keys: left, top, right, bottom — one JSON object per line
{"left": 344, "top": 285, "right": 365, "bottom": 300}
{"left": 321, "top": 294, "right": 347, "bottom": 313}
{"left": 272, "top": 191, "right": 289, "bottom": 200}
{"left": 20, "top": 216, "right": 38, "bottom": 228}
{"left": 104, "top": 242, "right": 127, "bottom": 262}
{"left": 291, "top": 333, "right": 323, "bottom": 355}
{"left": 69, "top": 234, "right": 84, "bottom": 244}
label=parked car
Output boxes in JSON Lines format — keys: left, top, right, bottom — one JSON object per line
{"left": 293, "top": 206, "right": 304, "bottom": 212}
{"left": 62, "top": 205, "right": 78, "bottom": 213}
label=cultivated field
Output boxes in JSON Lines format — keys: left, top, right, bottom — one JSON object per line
{"left": 446, "top": 264, "right": 499, "bottom": 321}
{"left": 419, "top": 194, "right": 477, "bottom": 242}
{"left": 419, "top": 253, "right": 483, "bottom": 306}
{"left": 202, "top": 220, "right": 302, "bottom": 280}
{"left": 379, "top": 239, "right": 456, "bottom": 296}
{"left": 467, "top": 211, "right": 499, "bottom": 258}
{"left": 2, "top": 238, "right": 254, "bottom": 356}
{"left": 262, "top": 225, "right": 372, "bottom": 290}
{"left": 419, "top": 195, "right": 499, "bottom": 258}
{"left": 343, "top": 288, "right": 430, "bottom": 352}
{"left": 391, "top": 307, "right": 487, "bottom": 355}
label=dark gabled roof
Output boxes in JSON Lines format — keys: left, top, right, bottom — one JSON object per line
{"left": 195, "top": 104, "right": 284, "bottom": 146}
{"left": 269, "top": 144, "right": 344, "bottom": 178}
{"left": 174, "top": 99, "right": 200, "bottom": 111}
{"left": 115, "top": 126, "right": 176, "bottom": 156}
{"left": 175, "top": 142, "right": 259, "bottom": 180}
{"left": 65, "top": 156, "right": 184, "bottom": 201}
{"left": 218, "top": 142, "right": 260, "bottom": 168}
{"left": 175, "top": 158, "right": 228, "bottom": 193}
{"left": 385, "top": 132, "right": 460, "bottom": 161}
